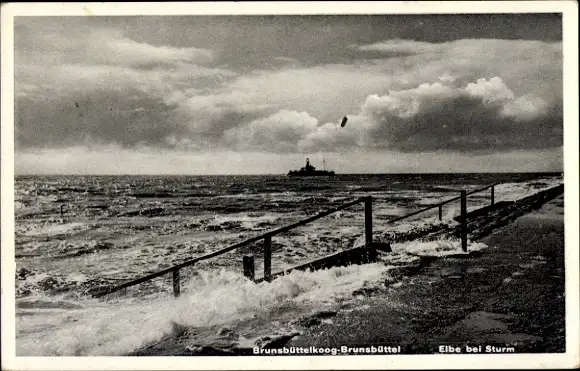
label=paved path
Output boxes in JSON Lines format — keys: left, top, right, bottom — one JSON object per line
{"left": 288, "top": 195, "right": 565, "bottom": 354}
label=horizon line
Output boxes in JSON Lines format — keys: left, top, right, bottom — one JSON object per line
{"left": 13, "top": 171, "right": 564, "bottom": 177}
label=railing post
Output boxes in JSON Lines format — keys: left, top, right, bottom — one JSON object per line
{"left": 460, "top": 190, "right": 467, "bottom": 252}
{"left": 438, "top": 204, "right": 443, "bottom": 221}
{"left": 172, "top": 269, "right": 181, "bottom": 298}
{"left": 491, "top": 185, "right": 495, "bottom": 206}
{"left": 243, "top": 255, "right": 255, "bottom": 281}
{"left": 264, "top": 236, "right": 272, "bottom": 282}
{"left": 365, "top": 196, "right": 373, "bottom": 247}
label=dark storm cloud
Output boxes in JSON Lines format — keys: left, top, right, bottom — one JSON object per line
{"left": 14, "top": 18, "right": 213, "bottom": 68}
{"left": 359, "top": 77, "right": 562, "bottom": 152}
{"left": 14, "top": 17, "right": 238, "bottom": 150}
{"left": 17, "top": 14, "right": 560, "bottom": 71}
{"left": 363, "top": 93, "right": 563, "bottom": 153}
{"left": 114, "top": 14, "right": 561, "bottom": 70}
{"left": 15, "top": 88, "right": 186, "bottom": 149}
{"left": 14, "top": 14, "right": 562, "bottom": 155}
{"left": 236, "top": 77, "right": 562, "bottom": 155}
{"left": 363, "top": 78, "right": 562, "bottom": 152}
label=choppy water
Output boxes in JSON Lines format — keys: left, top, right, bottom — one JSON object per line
{"left": 13, "top": 173, "right": 562, "bottom": 355}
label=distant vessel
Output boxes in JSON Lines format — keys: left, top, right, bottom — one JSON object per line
{"left": 288, "top": 158, "right": 335, "bottom": 177}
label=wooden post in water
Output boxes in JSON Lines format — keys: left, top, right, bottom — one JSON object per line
{"left": 243, "top": 255, "right": 255, "bottom": 281}
{"left": 491, "top": 185, "right": 495, "bottom": 206}
{"left": 438, "top": 204, "right": 443, "bottom": 221}
{"left": 460, "top": 190, "right": 467, "bottom": 252}
{"left": 172, "top": 269, "right": 181, "bottom": 298}
{"left": 365, "top": 196, "right": 373, "bottom": 247}
{"left": 264, "top": 236, "right": 272, "bottom": 282}
{"left": 60, "top": 205, "right": 65, "bottom": 216}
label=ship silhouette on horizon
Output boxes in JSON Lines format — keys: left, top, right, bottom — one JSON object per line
{"left": 288, "top": 158, "right": 335, "bottom": 177}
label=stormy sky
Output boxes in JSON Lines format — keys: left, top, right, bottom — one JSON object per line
{"left": 14, "top": 13, "right": 564, "bottom": 174}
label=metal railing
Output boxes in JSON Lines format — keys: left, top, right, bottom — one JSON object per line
{"left": 92, "top": 196, "right": 373, "bottom": 299}
{"left": 386, "top": 183, "right": 497, "bottom": 225}
{"left": 92, "top": 182, "right": 499, "bottom": 299}
{"left": 386, "top": 183, "right": 498, "bottom": 251}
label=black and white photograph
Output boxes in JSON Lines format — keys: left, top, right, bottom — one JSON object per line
{"left": 1, "top": 1, "right": 578, "bottom": 369}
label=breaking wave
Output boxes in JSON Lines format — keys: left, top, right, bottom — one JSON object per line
{"left": 16, "top": 262, "right": 391, "bottom": 356}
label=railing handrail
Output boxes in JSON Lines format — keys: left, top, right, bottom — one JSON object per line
{"left": 386, "top": 182, "right": 499, "bottom": 224}
{"left": 93, "top": 182, "right": 499, "bottom": 298}
{"left": 92, "top": 196, "right": 370, "bottom": 298}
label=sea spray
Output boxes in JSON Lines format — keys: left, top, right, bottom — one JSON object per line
{"left": 391, "top": 238, "right": 489, "bottom": 257}
{"left": 16, "top": 262, "right": 391, "bottom": 356}
{"left": 491, "top": 179, "right": 562, "bottom": 203}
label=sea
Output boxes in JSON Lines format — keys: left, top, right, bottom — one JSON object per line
{"left": 13, "top": 172, "right": 563, "bottom": 356}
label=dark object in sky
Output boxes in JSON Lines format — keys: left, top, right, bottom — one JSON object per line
{"left": 340, "top": 116, "right": 348, "bottom": 127}
{"left": 75, "top": 102, "right": 79, "bottom": 108}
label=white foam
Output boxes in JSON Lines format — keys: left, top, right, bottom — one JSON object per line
{"left": 16, "top": 263, "right": 390, "bottom": 356}
{"left": 392, "top": 239, "right": 489, "bottom": 257}
{"left": 351, "top": 235, "right": 366, "bottom": 249}
{"left": 385, "top": 216, "right": 455, "bottom": 234}
{"left": 20, "top": 222, "right": 87, "bottom": 237}
{"left": 211, "top": 213, "right": 280, "bottom": 226}
{"left": 493, "top": 178, "right": 562, "bottom": 202}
